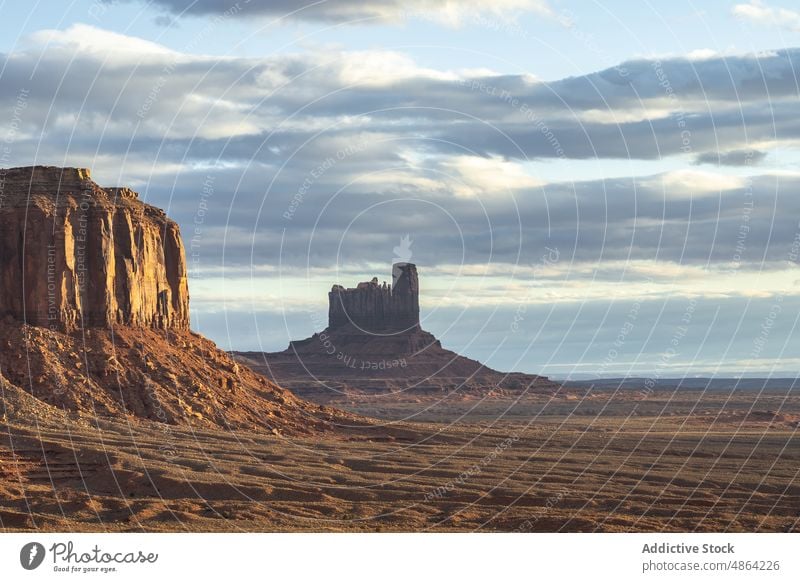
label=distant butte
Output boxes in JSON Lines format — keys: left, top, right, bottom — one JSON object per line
{"left": 233, "top": 263, "right": 558, "bottom": 403}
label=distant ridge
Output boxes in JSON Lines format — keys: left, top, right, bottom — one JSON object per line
{"left": 564, "top": 377, "right": 800, "bottom": 390}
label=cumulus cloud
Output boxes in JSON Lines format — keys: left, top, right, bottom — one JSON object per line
{"left": 733, "top": 1, "right": 800, "bottom": 32}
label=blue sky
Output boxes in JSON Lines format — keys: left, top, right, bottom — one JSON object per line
{"left": 3, "top": 0, "right": 800, "bottom": 378}
{"left": 1, "top": 0, "right": 796, "bottom": 77}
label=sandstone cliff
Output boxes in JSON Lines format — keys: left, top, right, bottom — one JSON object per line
{"left": 0, "top": 166, "right": 188, "bottom": 331}
{"left": 0, "top": 166, "right": 364, "bottom": 434}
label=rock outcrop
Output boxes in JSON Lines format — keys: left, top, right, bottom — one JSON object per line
{"left": 0, "top": 165, "right": 364, "bottom": 434}
{"left": 0, "top": 166, "right": 188, "bottom": 331}
{"left": 234, "top": 264, "right": 558, "bottom": 403}
{"left": 328, "top": 262, "right": 420, "bottom": 332}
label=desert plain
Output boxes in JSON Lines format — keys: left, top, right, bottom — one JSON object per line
{"left": 2, "top": 383, "right": 798, "bottom": 532}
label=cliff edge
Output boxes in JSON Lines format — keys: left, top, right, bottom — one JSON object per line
{"left": 0, "top": 166, "right": 365, "bottom": 434}
{"left": 0, "top": 166, "right": 188, "bottom": 331}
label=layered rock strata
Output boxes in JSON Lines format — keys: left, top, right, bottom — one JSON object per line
{"left": 328, "top": 262, "right": 420, "bottom": 332}
{"left": 0, "top": 166, "right": 188, "bottom": 331}
{"left": 0, "top": 165, "right": 364, "bottom": 434}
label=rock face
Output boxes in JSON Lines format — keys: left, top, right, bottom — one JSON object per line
{"left": 0, "top": 166, "right": 189, "bottom": 331}
{"left": 0, "top": 165, "right": 363, "bottom": 434}
{"left": 328, "top": 262, "right": 420, "bottom": 332}
{"left": 234, "top": 264, "right": 558, "bottom": 403}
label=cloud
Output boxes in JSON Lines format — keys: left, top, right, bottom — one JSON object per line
{"left": 733, "top": 1, "right": 800, "bottom": 32}
{"left": 27, "top": 23, "right": 176, "bottom": 59}
{"left": 693, "top": 149, "right": 768, "bottom": 166}
{"left": 438, "top": 155, "right": 544, "bottom": 197}
{"left": 6, "top": 25, "right": 800, "bottom": 165}
{"left": 335, "top": 50, "right": 458, "bottom": 86}
{"left": 644, "top": 169, "right": 746, "bottom": 197}
{"left": 3, "top": 24, "right": 800, "bottom": 363}
{"left": 115, "top": 0, "right": 555, "bottom": 25}
{"left": 2, "top": 25, "right": 800, "bottom": 281}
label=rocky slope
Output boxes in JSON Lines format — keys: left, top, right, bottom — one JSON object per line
{"left": 234, "top": 264, "right": 558, "bottom": 403}
{"left": 0, "top": 322, "right": 352, "bottom": 434}
{"left": 0, "top": 166, "right": 362, "bottom": 434}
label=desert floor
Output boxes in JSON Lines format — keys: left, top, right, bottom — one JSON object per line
{"left": 1, "top": 387, "right": 798, "bottom": 532}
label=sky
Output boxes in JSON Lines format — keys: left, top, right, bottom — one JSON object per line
{"left": 2, "top": 0, "right": 800, "bottom": 378}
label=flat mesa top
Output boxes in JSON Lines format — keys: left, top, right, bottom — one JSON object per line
{"left": 0, "top": 165, "right": 139, "bottom": 203}
{"left": 1, "top": 165, "right": 92, "bottom": 182}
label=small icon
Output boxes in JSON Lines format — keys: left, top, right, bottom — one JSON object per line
{"left": 393, "top": 235, "right": 413, "bottom": 263}
{"left": 20, "top": 542, "right": 46, "bottom": 570}
{"left": 392, "top": 235, "right": 414, "bottom": 287}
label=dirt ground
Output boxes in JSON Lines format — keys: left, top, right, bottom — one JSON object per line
{"left": 1, "top": 387, "right": 798, "bottom": 532}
